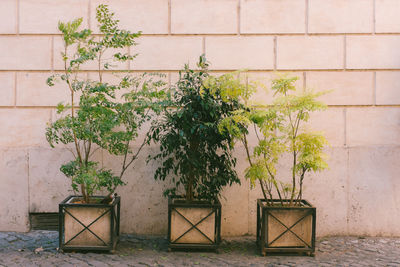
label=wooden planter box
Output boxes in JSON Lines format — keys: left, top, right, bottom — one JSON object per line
{"left": 168, "top": 196, "right": 221, "bottom": 251}
{"left": 58, "top": 195, "right": 120, "bottom": 252}
{"left": 256, "top": 199, "right": 316, "bottom": 256}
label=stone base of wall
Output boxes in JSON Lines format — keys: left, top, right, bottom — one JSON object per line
{"left": 1, "top": 146, "right": 400, "bottom": 237}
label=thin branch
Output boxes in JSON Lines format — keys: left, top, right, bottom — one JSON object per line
{"left": 89, "top": 146, "right": 101, "bottom": 158}
{"left": 98, "top": 46, "right": 103, "bottom": 83}
{"left": 64, "top": 45, "right": 83, "bottom": 166}
{"left": 290, "top": 110, "right": 303, "bottom": 206}
{"left": 66, "top": 147, "right": 77, "bottom": 158}
{"left": 294, "top": 110, "right": 303, "bottom": 138}
{"left": 120, "top": 140, "right": 130, "bottom": 178}
{"left": 296, "top": 167, "right": 307, "bottom": 205}
{"left": 85, "top": 140, "right": 91, "bottom": 164}
{"left": 262, "top": 150, "right": 284, "bottom": 206}
{"left": 254, "top": 123, "right": 261, "bottom": 143}
{"left": 123, "top": 136, "right": 147, "bottom": 173}
{"left": 243, "top": 133, "right": 268, "bottom": 201}
{"left": 83, "top": 139, "right": 88, "bottom": 162}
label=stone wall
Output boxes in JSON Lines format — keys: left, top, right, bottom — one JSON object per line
{"left": 1, "top": 0, "right": 400, "bottom": 237}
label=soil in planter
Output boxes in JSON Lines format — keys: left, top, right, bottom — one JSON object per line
{"left": 69, "top": 197, "right": 110, "bottom": 204}
{"left": 263, "top": 200, "right": 310, "bottom": 208}
{"left": 172, "top": 199, "right": 214, "bottom": 205}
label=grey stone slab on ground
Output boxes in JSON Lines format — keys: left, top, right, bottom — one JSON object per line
{"left": 0, "top": 231, "right": 399, "bottom": 266}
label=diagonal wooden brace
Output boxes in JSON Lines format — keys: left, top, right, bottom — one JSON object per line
{"left": 267, "top": 210, "right": 313, "bottom": 248}
{"left": 172, "top": 208, "right": 215, "bottom": 244}
{"left": 63, "top": 207, "right": 111, "bottom": 246}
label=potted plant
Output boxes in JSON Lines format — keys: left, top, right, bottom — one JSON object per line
{"left": 215, "top": 74, "right": 328, "bottom": 256}
{"left": 46, "top": 5, "right": 166, "bottom": 252}
{"left": 148, "top": 56, "right": 243, "bottom": 251}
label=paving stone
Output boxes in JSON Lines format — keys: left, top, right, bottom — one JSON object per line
{"left": 5, "top": 236, "right": 18, "bottom": 242}
{"left": 0, "top": 231, "right": 400, "bottom": 266}
{"left": 0, "top": 233, "right": 8, "bottom": 239}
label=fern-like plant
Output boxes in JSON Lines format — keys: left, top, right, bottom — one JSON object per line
{"left": 213, "top": 74, "right": 329, "bottom": 206}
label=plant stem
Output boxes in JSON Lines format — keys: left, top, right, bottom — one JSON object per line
{"left": 98, "top": 47, "right": 103, "bottom": 82}
{"left": 296, "top": 168, "right": 306, "bottom": 205}
{"left": 290, "top": 149, "right": 296, "bottom": 206}
{"left": 290, "top": 111, "right": 303, "bottom": 206}
{"left": 263, "top": 154, "right": 283, "bottom": 206}
{"left": 81, "top": 184, "right": 88, "bottom": 203}
{"left": 186, "top": 140, "right": 199, "bottom": 202}
{"left": 187, "top": 176, "right": 194, "bottom": 202}
{"left": 243, "top": 134, "right": 268, "bottom": 201}
{"left": 64, "top": 45, "right": 88, "bottom": 202}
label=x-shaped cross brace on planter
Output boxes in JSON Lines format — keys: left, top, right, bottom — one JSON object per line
{"left": 63, "top": 207, "right": 112, "bottom": 246}
{"left": 267, "top": 210, "right": 313, "bottom": 248}
{"left": 171, "top": 208, "right": 215, "bottom": 244}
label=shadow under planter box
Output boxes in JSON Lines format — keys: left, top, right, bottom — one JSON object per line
{"left": 59, "top": 195, "right": 120, "bottom": 252}
{"left": 257, "top": 199, "right": 316, "bottom": 256}
{"left": 168, "top": 196, "right": 221, "bottom": 251}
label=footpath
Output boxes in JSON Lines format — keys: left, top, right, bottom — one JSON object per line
{"left": 0, "top": 231, "right": 400, "bottom": 266}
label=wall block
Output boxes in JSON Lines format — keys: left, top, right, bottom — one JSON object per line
{"left": 240, "top": 0, "right": 306, "bottom": 34}
{"left": 0, "top": 37, "right": 52, "bottom": 70}
{"left": 375, "top": 0, "right": 400, "bottom": 33}
{"left": 376, "top": 71, "right": 400, "bottom": 105}
{"left": 0, "top": 149, "right": 29, "bottom": 232}
{"left": 0, "top": 0, "right": 16, "bottom": 34}
{"left": 306, "top": 71, "right": 374, "bottom": 105}
{"left": 172, "top": 0, "right": 237, "bottom": 34}
{"left": 0, "top": 72, "right": 15, "bottom": 106}
{"left": 347, "top": 36, "right": 400, "bottom": 69}
{"left": 308, "top": 0, "right": 373, "bottom": 33}
{"left": 277, "top": 36, "right": 344, "bottom": 70}
{"left": 347, "top": 107, "right": 400, "bottom": 146}
{"left": 90, "top": 0, "right": 168, "bottom": 34}
{"left": 206, "top": 36, "right": 274, "bottom": 70}
{"left": 20, "top": 0, "right": 89, "bottom": 34}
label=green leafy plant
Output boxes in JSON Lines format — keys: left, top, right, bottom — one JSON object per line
{"left": 148, "top": 56, "right": 243, "bottom": 202}
{"left": 216, "top": 74, "right": 329, "bottom": 206}
{"left": 46, "top": 5, "right": 167, "bottom": 203}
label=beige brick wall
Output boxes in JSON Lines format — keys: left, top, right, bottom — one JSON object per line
{"left": 1, "top": 0, "right": 400, "bottom": 237}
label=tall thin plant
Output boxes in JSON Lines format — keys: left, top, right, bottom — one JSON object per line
{"left": 46, "top": 5, "right": 167, "bottom": 203}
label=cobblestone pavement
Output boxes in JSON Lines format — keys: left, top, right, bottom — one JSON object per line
{"left": 0, "top": 231, "right": 400, "bottom": 266}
